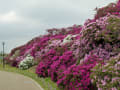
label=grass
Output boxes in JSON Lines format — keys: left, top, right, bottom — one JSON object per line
{"left": 0, "top": 63, "right": 60, "bottom": 90}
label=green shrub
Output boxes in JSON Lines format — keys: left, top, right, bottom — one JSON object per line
{"left": 91, "top": 54, "right": 120, "bottom": 90}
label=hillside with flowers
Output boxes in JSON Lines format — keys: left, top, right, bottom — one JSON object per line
{"left": 5, "top": 0, "right": 120, "bottom": 90}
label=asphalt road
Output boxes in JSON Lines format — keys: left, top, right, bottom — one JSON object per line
{"left": 0, "top": 71, "right": 43, "bottom": 90}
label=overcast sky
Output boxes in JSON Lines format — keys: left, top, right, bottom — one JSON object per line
{"left": 0, "top": 0, "right": 115, "bottom": 53}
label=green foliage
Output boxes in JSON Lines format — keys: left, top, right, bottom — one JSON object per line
{"left": 97, "top": 16, "right": 120, "bottom": 43}
{"left": 91, "top": 54, "right": 120, "bottom": 89}
{"left": 105, "top": 16, "right": 120, "bottom": 43}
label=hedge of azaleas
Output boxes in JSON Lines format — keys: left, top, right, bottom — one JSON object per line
{"left": 57, "top": 54, "right": 103, "bottom": 90}
{"left": 5, "top": 0, "right": 120, "bottom": 90}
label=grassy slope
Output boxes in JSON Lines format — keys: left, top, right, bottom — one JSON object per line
{"left": 0, "top": 64, "right": 59, "bottom": 90}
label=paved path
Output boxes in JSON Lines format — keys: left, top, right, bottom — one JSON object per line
{"left": 0, "top": 71, "right": 43, "bottom": 90}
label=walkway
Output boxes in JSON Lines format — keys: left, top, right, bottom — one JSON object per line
{"left": 0, "top": 71, "right": 43, "bottom": 90}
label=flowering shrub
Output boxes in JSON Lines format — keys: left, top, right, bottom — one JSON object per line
{"left": 95, "top": 1, "right": 120, "bottom": 19}
{"left": 91, "top": 54, "right": 120, "bottom": 90}
{"left": 48, "top": 51, "right": 76, "bottom": 81}
{"left": 36, "top": 49, "right": 58, "bottom": 77}
{"left": 48, "top": 39, "right": 62, "bottom": 48}
{"left": 62, "top": 34, "right": 74, "bottom": 44}
{"left": 36, "top": 48, "right": 76, "bottom": 79}
{"left": 57, "top": 54, "right": 102, "bottom": 90}
{"left": 18, "top": 54, "right": 34, "bottom": 70}
{"left": 71, "top": 15, "right": 120, "bottom": 62}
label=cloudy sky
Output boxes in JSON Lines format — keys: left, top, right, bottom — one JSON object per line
{"left": 0, "top": 0, "right": 115, "bottom": 53}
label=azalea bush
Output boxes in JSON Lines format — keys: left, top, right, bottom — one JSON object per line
{"left": 57, "top": 54, "right": 102, "bottom": 90}
{"left": 62, "top": 34, "right": 76, "bottom": 44}
{"left": 36, "top": 47, "right": 76, "bottom": 79}
{"left": 91, "top": 54, "right": 120, "bottom": 90}
{"left": 36, "top": 49, "right": 58, "bottom": 77}
{"left": 95, "top": 1, "right": 120, "bottom": 19}
{"left": 48, "top": 51, "right": 76, "bottom": 81}
{"left": 70, "top": 14, "right": 120, "bottom": 62}
{"left": 18, "top": 54, "right": 34, "bottom": 70}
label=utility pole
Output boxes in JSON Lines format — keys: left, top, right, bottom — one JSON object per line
{"left": 0, "top": 51, "right": 2, "bottom": 64}
{"left": 2, "top": 42, "right": 5, "bottom": 68}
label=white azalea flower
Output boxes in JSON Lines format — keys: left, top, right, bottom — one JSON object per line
{"left": 62, "top": 34, "right": 77, "bottom": 44}
{"left": 18, "top": 54, "right": 34, "bottom": 70}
